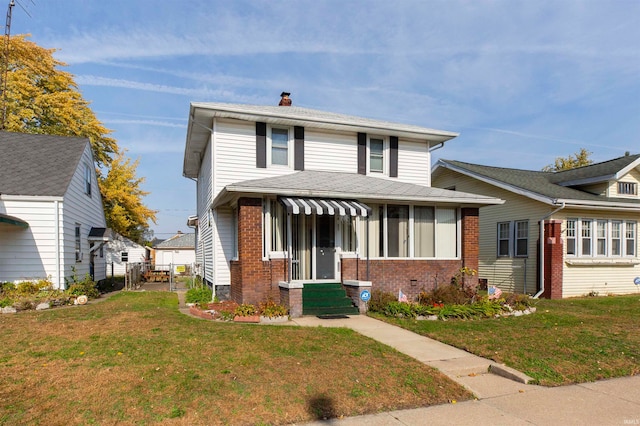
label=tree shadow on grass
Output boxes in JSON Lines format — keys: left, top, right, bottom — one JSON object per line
{"left": 308, "top": 394, "right": 338, "bottom": 421}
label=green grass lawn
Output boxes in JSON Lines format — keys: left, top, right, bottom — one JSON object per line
{"left": 0, "top": 291, "right": 471, "bottom": 425}
{"left": 372, "top": 294, "right": 640, "bottom": 386}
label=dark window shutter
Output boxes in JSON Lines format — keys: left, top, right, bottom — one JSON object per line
{"left": 256, "top": 122, "right": 267, "bottom": 168}
{"left": 389, "top": 136, "right": 398, "bottom": 177}
{"left": 357, "top": 132, "right": 366, "bottom": 175}
{"left": 294, "top": 126, "right": 304, "bottom": 171}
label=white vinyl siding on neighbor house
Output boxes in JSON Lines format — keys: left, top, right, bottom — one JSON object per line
{"left": 0, "top": 199, "right": 60, "bottom": 283}
{"left": 608, "top": 168, "right": 640, "bottom": 197}
{"left": 432, "top": 168, "right": 544, "bottom": 294}
{"left": 63, "top": 143, "right": 108, "bottom": 282}
{"left": 105, "top": 235, "right": 148, "bottom": 276}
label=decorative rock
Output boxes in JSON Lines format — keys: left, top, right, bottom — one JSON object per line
{"left": 513, "top": 310, "right": 523, "bottom": 317}
{"left": 427, "top": 315, "right": 438, "bottom": 321}
{"left": 1, "top": 306, "right": 17, "bottom": 314}
{"left": 36, "top": 302, "right": 50, "bottom": 311}
{"left": 75, "top": 295, "right": 88, "bottom": 305}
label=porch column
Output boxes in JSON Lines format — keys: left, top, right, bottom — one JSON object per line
{"left": 461, "top": 208, "right": 479, "bottom": 289}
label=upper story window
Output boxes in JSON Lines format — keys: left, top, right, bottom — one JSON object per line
{"left": 270, "top": 127, "right": 290, "bottom": 166}
{"left": 84, "top": 164, "right": 92, "bottom": 196}
{"left": 618, "top": 182, "right": 637, "bottom": 196}
{"left": 566, "top": 218, "right": 636, "bottom": 257}
{"left": 369, "top": 137, "right": 384, "bottom": 173}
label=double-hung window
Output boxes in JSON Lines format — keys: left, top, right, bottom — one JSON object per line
{"left": 270, "top": 127, "right": 290, "bottom": 166}
{"left": 497, "top": 220, "right": 528, "bottom": 257}
{"left": 369, "top": 137, "right": 384, "bottom": 173}
{"left": 626, "top": 221, "right": 636, "bottom": 256}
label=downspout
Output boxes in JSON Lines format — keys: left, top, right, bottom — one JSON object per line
{"left": 54, "top": 200, "right": 62, "bottom": 289}
{"left": 428, "top": 142, "right": 445, "bottom": 152}
{"left": 533, "top": 202, "right": 565, "bottom": 299}
{"left": 366, "top": 216, "right": 370, "bottom": 281}
{"left": 287, "top": 212, "right": 292, "bottom": 282}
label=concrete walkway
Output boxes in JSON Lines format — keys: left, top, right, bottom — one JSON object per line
{"left": 173, "top": 294, "right": 639, "bottom": 425}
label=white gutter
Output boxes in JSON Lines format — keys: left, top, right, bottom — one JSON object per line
{"left": 54, "top": 200, "right": 62, "bottom": 290}
{"left": 534, "top": 202, "right": 565, "bottom": 299}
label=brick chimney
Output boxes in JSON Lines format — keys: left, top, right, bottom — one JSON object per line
{"left": 279, "top": 92, "right": 292, "bottom": 106}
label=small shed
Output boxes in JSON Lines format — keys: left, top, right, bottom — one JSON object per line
{"left": 154, "top": 232, "right": 196, "bottom": 274}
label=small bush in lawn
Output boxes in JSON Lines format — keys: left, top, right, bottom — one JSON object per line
{"left": 185, "top": 286, "right": 212, "bottom": 304}
{"left": 418, "top": 284, "right": 476, "bottom": 306}
{"left": 368, "top": 290, "right": 397, "bottom": 313}
{"left": 503, "top": 293, "right": 532, "bottom": 310}
{"left": 66, "top": 274, "right": 99, "bottom": 299}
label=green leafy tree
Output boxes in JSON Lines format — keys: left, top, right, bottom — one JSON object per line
{"left": 542, "top": 148, "right": 593, "bottom": 172}
{"left": 2, "top": 35, "right": 156, "bottom": 241}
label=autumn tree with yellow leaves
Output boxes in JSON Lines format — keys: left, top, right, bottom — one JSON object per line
{"left": 2, "top": 35, "right": 156, "bottom": 243}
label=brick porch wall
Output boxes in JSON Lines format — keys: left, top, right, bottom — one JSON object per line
{"left": 231, "top": 197, "right": 282, "bottom": 305}
{"left": 461, "top": 208, "right": 480, "bottom": 288}
{"left": 341, "top": 258, "right": 462, "bottom": 301}
{"left": 543, "top": 219, "right": 563, "bottom": 299}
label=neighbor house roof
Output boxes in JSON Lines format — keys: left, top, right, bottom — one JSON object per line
{"left": 184, "top": 102, "right": 460, "bottom": 178}
{"left": 435, "top": 156, "right": 640, "bottom": 210}
{"left": 155, "top": 233, "right": 195, "bottom": 249}
{"left": 213, "top": 170, "right": 504, "bottom": 208}
{"left": 0, "top": 131, "right": 89, "bottom": 197}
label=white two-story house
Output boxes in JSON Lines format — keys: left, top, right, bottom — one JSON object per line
{"left": 182, "top": 94, "right": 502, "bottom": 316}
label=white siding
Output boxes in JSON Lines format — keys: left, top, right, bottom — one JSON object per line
{"left": 61, "top": 143, "right": 108, "bottom": 284}
{"left": 214, "top": 206, "right": 235, "bottom": 287}
{"left": 213, "top": 118, "right": 295, "bottom": 199}
{"left": 304, "top": 129, "right": 357, "bottom": 173}
{"left": 0, "top": 199, "right": 60, "bottom": 285}
{"left": 397, "top": 140, "right": 430, "bottom": 186}
{"left": 198, "top": 138, "right": 214, "bottom": 284}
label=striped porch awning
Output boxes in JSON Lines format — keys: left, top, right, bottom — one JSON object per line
{"left": 279, "top": 197, "right": 371, "bottom": 217}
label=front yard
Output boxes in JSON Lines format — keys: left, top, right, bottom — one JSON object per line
{"left": 0, "top": 291, "right": 471, "bottom": 425}
{"left": 372, "top": 294, "right": 640, "bottom": 386}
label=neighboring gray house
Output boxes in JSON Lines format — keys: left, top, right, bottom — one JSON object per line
{"left": 0, "top": 131, "right": 109, "bottom": 288}
{"left": 154, "top": 232, "right": 196, "bottom": 273}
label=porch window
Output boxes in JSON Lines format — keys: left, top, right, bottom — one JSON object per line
{"left": 581, "top": 219, "right": 592, "bottom": 256}
{"left": 566, "top": 218, "right": 637, "bottom": 258}
{"left": 387, "top": 205, "right": 408, "bottom": 257}
{"left": 611, "top": 221, "right": 621, "bottom": 256}
{"left": 361, "top": 204, "right": 458, "bottom": 259}
{"left": 566, "top": 219, "right": 577, "bottom": 255}
{"left": 414, "top": 206, "right": 435, "bottom": 257}
{"left": 626, "top": 221, "right": 636, "bottom": 256}
{"left": 265, "top": 199, "right": 286, "bottom": 255}
{"left": 341, "top": 216, "right": 357, "bottom": 252}
{"left": 596, "top": 220, "right": 607, "bottom": 256}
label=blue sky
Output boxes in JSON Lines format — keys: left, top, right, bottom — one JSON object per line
{"left": 12, "top": 0, "right": 640, "bottom": 238}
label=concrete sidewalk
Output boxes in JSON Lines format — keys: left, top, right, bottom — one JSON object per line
{"left": 290, "top": 315, "right": 640, "bottom": 426}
